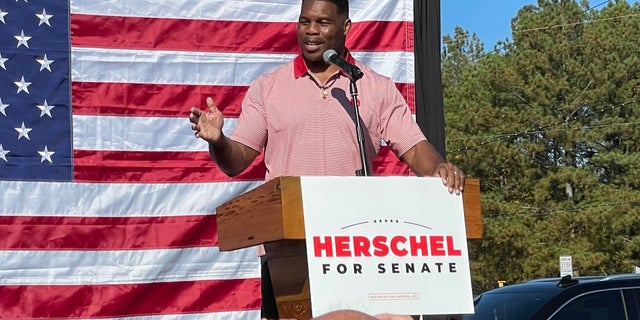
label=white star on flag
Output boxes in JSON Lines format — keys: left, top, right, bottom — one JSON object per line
{"left": 0, "top": 98, "right": 8, "bottom": 116}
{"left": 0, "top": 144, "right": 9, "bottom": 162}
{"left": 15, "top": 30, "right": 32, "bottom": 48}
{"left": 0, "top": 52, "right": 8, "bottom": 70}
{"left": 37, "top": 100, "right": 54, "bottom": 118}
{"left": 37, "top": 54, "right": 54, "bottom": 72}
{"left": 36, "top": 8, "right": 53, "bottom": 26}
{"left": 38, "top": 145, "right": 55, "bottom": 163}
{"left": 15, "top": 122, "right": 32, "bottom": 140}
{"left": 14, "top": 76, "right": 32, "bottom": 94}
{"left": 0, "top": 9, "right": 7, "bottom": 24}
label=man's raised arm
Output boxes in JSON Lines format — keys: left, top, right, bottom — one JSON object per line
{"left": 189, "top": 97, "right": 259, "bottom": 176}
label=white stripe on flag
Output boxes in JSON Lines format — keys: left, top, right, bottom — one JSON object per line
{"left": 71, "top": 48, "right": 415, "bottom": 85}
{"left": 70, "top": 0, "right": 412, "bottom": 22}
{"left": 0, "top": 247, "right": 260, "bottom": 285}
{"left": 73, "top": 116, "right": 238, "bottom": 152}
{"left": 0, "top": 180, "right": 262, "bottom": 216}
{"left": 71, "top": 115, "right": 411, "bottom": 152}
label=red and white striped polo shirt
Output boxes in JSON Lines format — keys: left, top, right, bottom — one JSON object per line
{"left": 230, "top": 52, "right": 426, "bottom": 181}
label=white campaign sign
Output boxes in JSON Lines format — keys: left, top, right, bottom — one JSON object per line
{"left": 301, "top": 176, "right": 474, "bottom": 316}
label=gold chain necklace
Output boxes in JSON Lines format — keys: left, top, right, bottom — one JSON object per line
{"left": 318, "top": 77, "right": 337, "bottom": 99}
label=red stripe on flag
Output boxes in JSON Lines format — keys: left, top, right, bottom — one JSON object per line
{"left": 0, "top": 215, "right": 218, "bottom": 250}
{"left": 72, "top": 82, "right": 415, "bottom": 117}
{"left": 73, "top": 151, "right": 267, "bottom": 182}
{"left": 72, "top": 82, "right": 248, "bottom": 117}
{"left": 71, "top": 15, "right": 411, "bottom": 53}
{"left": 73, "top": 149, "right": 409, "bottom": 183}
{"left": 0, "top": 279, "right": 261, "bottom": 318}
{"left": 349, "top": 21, "right": 415, "bottom": 53}
{"left": 396, "top": 83, "right": 415, "bottom": 113}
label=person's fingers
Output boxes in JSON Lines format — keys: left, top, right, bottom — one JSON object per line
{"left": 189, "top": 108, "right": 201, "bottom": 124}
{"left": 437, "top": 163, "right": 451, "bottom": 185}
{"left": 446, "top": 167, "right": 455, "bottom": 194}
{"left": 436, "top": 163, "right": 465, "bottom": 195}
{"left": 189, "top": 115, "right": 199, "bottom": 126}
{"left": 206, "top": 97, "right": 219, "bottom": 113}
{"left": 189, "top": 106, "right": 202, "bottom": 132}
{"left": 190, "top": 106, "right": 202, "bottom": 116}
{"left": 453, "top": 168, "right": 465, "bottom": 195}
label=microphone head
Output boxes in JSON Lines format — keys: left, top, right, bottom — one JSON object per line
{"left": 323, "top": 49, "right": 337, "bottom": 64}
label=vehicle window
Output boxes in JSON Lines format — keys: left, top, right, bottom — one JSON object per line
{"left": 461, "top": 291, "right": 555, "bottom": 320}
{"left": 624, "top": 288, "right": 640, "bottom": 319}
{"left": 549, "top": 290, "right": 626, "bottom": 320}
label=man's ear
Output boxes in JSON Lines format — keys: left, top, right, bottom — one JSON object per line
{"left": 343, "top": 18, "right": 352, "bottom": 36}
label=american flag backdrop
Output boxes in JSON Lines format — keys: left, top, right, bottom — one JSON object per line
{"left": 0, "top": 0, "right": 415, "bottom": 318}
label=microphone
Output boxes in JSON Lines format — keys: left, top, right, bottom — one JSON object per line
{"left": 323, "top": 49, "right": 364, "bottom": 81}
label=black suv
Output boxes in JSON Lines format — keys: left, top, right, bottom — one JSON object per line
{"left": 460, "top": 274, "right": 640, "bottom": 320}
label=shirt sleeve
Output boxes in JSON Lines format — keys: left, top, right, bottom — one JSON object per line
{"left": 229, "top": 75, "right": 269, "bottom": 152}
{"left": 380, "top": 79, "right": 427, "bottom": 157}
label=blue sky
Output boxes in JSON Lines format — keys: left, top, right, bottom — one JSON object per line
{"left": 441, "top": 0, "right": 537, "bottom": 49}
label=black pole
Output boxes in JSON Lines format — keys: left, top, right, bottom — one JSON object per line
{"left": 414, "top": 0, "right": 446, "bottom": 159}
{"left": 350, "top": 80, "right": 370, "bottom": 176}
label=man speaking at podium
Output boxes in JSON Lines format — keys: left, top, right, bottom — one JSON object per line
{"left": 189, "top": 0, "right": 465, "bottom": 318}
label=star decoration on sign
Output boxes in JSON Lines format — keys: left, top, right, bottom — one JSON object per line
{"left": 372, "top": 219, "right": 400, "bottom": 224}
{"left": 37, "top": 100, "right": 54, "bottom": 118}
{"left": 0, "top": 144, "right": 9, "bottom": 162}
{"left": 38, "top": 145, "right": 55, "bottom": 163}
{"left": 36, "top": 8, "right": 53, "bottom": 26}
{"left": 15, "top": 30, "right": 31, "bottom": 48}
{"left": 0, "top": 98, "right": 8, "bottom": 116}
{"left": 0, "top": 52, "right": 8, "bottom": 70}
{"left": 0, "top": 9, "right": 7, "bottom": 24}
{"left": 14, "top": 76, "right": 32, "bottom": 94}
{"left": 15, "top": 122, "right": 32, "bottom": 140}
{"left": 37, "top": 53, "right": 54, "bottom": 72}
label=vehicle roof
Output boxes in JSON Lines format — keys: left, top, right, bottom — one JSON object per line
{"left": 481, "top": 274, "right": 640, "bottom": 295}
{"left": 465, "top": 274, "right": 640, "bottom": 320}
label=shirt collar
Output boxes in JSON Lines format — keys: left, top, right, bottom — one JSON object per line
{"left": 293, "top": 49, "right": 357, "bottom": 78}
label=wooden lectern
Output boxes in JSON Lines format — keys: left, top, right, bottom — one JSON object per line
{"left": 216, "top": 176, "right": 482, "bottom": 319}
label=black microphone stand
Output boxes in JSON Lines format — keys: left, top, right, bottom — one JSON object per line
{"left": 349, "top": 76, "right": 370, "bottom": 176}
